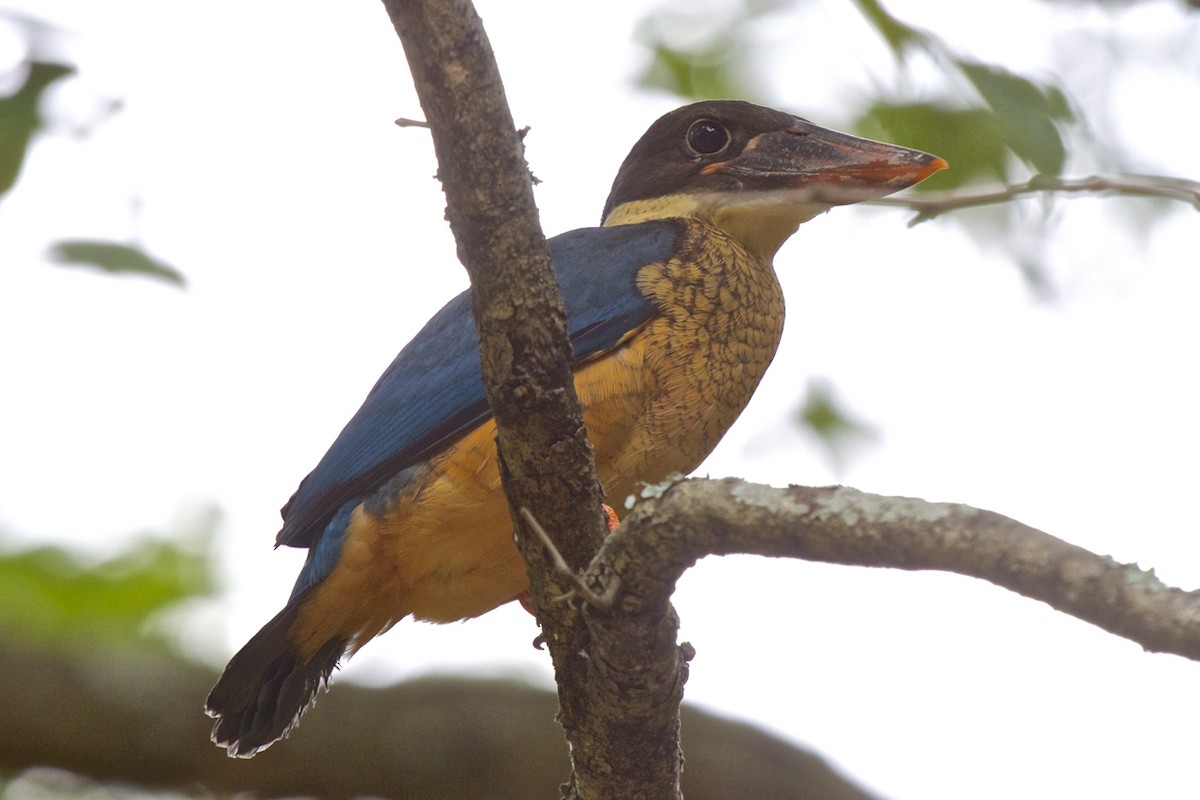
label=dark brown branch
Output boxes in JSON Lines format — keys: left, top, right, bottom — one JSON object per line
{"left": 867, "top": 173, "right": 1200, "bottom": 224}
{"left": 1, "top": 639, "right": 882, "bottom": 800}
{"left": 587, "top": 479, "right": 1200, "bottom": 661}
{"left": 378, "top": 0, "right": 606, "bottom": 610}
{"left": 380, "top": 2, "right": 654, "bottom": 798}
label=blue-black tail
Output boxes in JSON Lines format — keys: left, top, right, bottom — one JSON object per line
{"left": 205, "top": 604, "right": 346, "bottom": 757}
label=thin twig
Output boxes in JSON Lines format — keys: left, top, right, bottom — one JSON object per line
{"left": 519, "top": 507, "right": 615, "bottom": 609}
{"left": 867, "top": 173, "right": 1200, "bottom": 225}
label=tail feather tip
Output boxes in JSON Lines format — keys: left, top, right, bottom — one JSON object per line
{"left": 205, "top": 619, "right": 344, "bottom": 758}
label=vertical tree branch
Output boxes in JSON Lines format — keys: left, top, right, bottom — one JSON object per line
{"left": 381, "top": 2, "right": 682, "bottom": 797}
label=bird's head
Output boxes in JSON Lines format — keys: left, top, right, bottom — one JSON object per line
{"left": 602, "top": 100, "right": 947, "bottom": 261}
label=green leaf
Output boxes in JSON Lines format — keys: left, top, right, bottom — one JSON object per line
{"left": 48, "top": 239, "right": 186, "bottom": 287}
{"left": 636, "top": 39, "right": 756, "bottom": 102}
{"left": 957, "top": 60, "right": 1071, "bottom": 175}
{"left": 850, "top": 0, "right": 926, "bottom": 56}
{"left": 0, "top": 59, "right": 75, "bottom": 198}
{"left": 854, "top": 101, "right": 1010, "bottom": 188}
{"left": 0, "top": 516, "right": 218, "bottom": 646}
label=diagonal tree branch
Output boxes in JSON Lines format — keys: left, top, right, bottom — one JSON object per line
{"left": 380, "top": 2, "right": 660, "bottom": 798}
{"left": 581, "top": 478, "right": 1200, "bottom": 662}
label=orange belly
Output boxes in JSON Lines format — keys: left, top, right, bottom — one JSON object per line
{"left": 289, "top": 224, "right": 785, "bottom": 660}
{"left": 289, "top": 339, "right": 657, "bottom": 656}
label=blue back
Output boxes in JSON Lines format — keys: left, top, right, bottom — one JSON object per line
{"left": 276, "top": 220, "right": 681, "bottom": 550}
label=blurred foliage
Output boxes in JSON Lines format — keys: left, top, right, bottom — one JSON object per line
{"left": 958, "top": 61, "right": 1072, "bottom": 175}
{"left": 856, "top": 103, "right": 1009, "bottom": 189}
{"left": 636, "top": 0, "right": 1080, "bottom": 191}
{"left": 857, "top": 63, "right": 1073, "bottom": 186}
{"left": 0, "top": 11, "right": 184, "bottom": 287}
{"left": 635, "top": 0, "right": 794, "bottom": 102}
{"left": 0, "top": 58, "right": 74, "bottom": 198}
{"left": 795, "top": 379, "right": 880, "bottom": 475}
{"left": 848, "top": 0, "right": 1075, "bottom": 188}
{"left": 48, "top": 239, "right": 186, "bottom": 287}
{"left": 0, "top": 507, "right": 219, "bottom": 647}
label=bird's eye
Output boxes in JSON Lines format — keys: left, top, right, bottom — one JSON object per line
{"left": 686, "top": 119, "right": 729, "bottom": 156}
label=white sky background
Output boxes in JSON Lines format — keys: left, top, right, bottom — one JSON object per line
{"left": 2, "top": 1, "right": 1199, "bottom": 798}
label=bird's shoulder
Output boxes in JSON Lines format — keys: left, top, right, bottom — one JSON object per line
{"left": 274, "top": 219, "right": 685, "bottom": 550}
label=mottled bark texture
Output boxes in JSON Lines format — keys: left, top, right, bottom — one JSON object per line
{"left": 380, "top": 2, "right": 682, "bottom": 798}
{"left": 591, "top": 479, "right": 1200, "bottom": 662}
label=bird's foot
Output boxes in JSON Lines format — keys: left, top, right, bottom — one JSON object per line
{"left": 600, "top": 502, "right": 621, "bottom": 533}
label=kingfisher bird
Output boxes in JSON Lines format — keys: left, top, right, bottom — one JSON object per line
{"left": 206, "top": 100, "right": 945, "bottom": 756}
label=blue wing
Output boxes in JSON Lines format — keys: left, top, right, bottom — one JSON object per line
{"left": 275, "top": 220, "right": 681, "bottom": 550}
